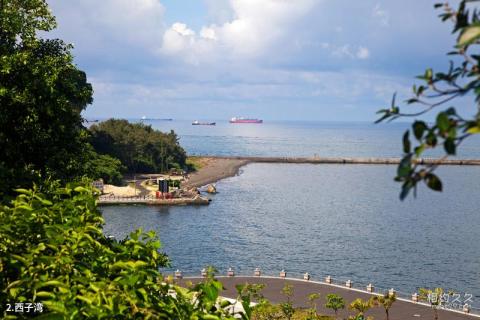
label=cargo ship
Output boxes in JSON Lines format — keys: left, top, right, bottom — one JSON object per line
{"left": 141, "top": 116, "right": 173, "bottom": 121}
{"left": 229, "top": 117, "right": 263, "bottom": 124}
{"left": 192, "top": 120, "right": 216, "bottom": 126}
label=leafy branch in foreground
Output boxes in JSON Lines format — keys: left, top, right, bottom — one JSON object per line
{"left": 376, "top": 1, "right": 480, "bottom": 200}
{"left": 0, "top": 184, "right": 253, "bottom": 319}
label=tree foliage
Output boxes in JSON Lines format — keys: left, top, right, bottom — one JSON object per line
{"left": 81, "top": 145, "right": 125, "bottom": 185}
{"left": 371, "top": 293, "right": 396, "bottom": 320}
{"left": 348, "top": 298, "right": 373, "bottom": 320}
{"left": 419, "top": 287, "right": 445, "bottom": 320}
{"left": 376, "top": 1, "right": 480, "bottom": 199}
{"left": 89, "top": 119, "right": 187, "bottom": 174}
{"left": 0, "top": 183, "right": 169, "bottom": 318}
{"left": 0, "top": 0, "right": 93, "bottom": 196}
{"left": 0, "top": 0, "right": 56, "bottom": 47}
{"left": 0, "top": 2, "right": 257, "bottom": 317}
{"left": 235, "top": 283, "right": 266, "bottom": 320}
{"left": 0, "top": 183, "right": 261, "bottom": 319}
{"left": 325, "top": 293, "right": 345, "bottom": 317}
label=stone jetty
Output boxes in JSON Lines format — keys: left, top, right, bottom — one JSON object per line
{"left": 97, "top": 195, "right": 210, "bottom": 206}
{"left": 212, "top": 156, "right": 480, "bottom": 166}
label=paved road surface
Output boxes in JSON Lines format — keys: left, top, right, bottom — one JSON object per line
{"left": 176, "top": 276, "right": 477, "bottom": 320}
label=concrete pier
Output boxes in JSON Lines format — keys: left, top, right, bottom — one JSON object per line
{"left": 210, "top": 156, "right": 480, "bottom": 166}
{"left": 97, "top": 195, "right": 210, "bottom": 206}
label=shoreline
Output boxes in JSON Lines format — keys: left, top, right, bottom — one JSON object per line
{"left": 184, "top": 155, "right": 480, "bottom": 188}
{"left": 176, "top": 276, "right": 479, "bottom": 319}
{"left": 184, "top": 157, "right": 250, "bottom": 188}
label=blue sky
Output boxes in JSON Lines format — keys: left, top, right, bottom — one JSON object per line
{"left": 46, "top": 0, "right": 469, "bottom": 121}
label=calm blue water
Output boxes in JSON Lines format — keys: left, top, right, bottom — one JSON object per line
{"left": 102, "top": 121, "right": 480, "bottom": 308}
{"left": 142, "top": 119, "right": 480, "bottom": 158}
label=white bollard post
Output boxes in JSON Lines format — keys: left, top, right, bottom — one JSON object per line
{"left": 345, "top": 280, "right": 352, "bottom": 288}
{"left": 227, "top": 267, "right": 235, "bottom": 277}
{"left": 174, "top": 269, "right": 183, "bottom": 279}
{"left": 463, "top": 304, "right": 471, "bottom": 314}
{"left": 325, "top": 275, "right": 332, "bottom": 284}
{"left": 201, "top": 268, "right": 207, "bottom": 278}
{"left": 367, "top": 283, "right": 374, "bottom": 293}
{"left": 303, "top": 272, "right": 310, "bottom": 281}
{"left": 412, "top": 293, "right": 419, "bottom": 303}
{"left": 254, "top": 267, "right": 261, "bottom": 277}
{"left": 388, "top": 288, "right": 396, "bottom": 297}
{"left": 279, "top": 270, "right": 287, "bottom": 278}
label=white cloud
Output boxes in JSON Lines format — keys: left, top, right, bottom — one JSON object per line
{"left": 320, "top": 43, "right": 370, "bottom": 60}
{"left": 48, "top": 0, "right": 448, "bottom": 120}
{"left": 200, "top": 27, "right": 217, "bottom": 40}
{"left": 160, "top": 0, "right": 320, "bottom": 61}
{"left": 48, "top": 0, "right": 165, "bottom": 52}
{"left": 161, "top": 23, "right": 196, "bottom": 55}
{"left": 332, "top": 44, "right": 354, "bottom": 58}
{"left": 372, "top": 3, "right": 389, "bottom": 26}
{"left": 356, "top": 47, "right": 370, "bottom": 59}
{"left": 171, "top": 23, "right": 195, "bottom": 37}
{"left": 87, "top": 68, "right": 412, "bottom": 119}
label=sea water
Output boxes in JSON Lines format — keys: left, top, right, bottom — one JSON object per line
{"left": 102, "top": 120, "right": 480, "bottom": 308}
{"left": 144, "top": 119, "right": 480, "bottom": 158}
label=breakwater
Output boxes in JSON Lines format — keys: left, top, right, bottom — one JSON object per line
{"left": 209, "top": 156, "right": 480, "bottom": 165}
{"left": 97, "top": 195, "right": 210, "bottom": 206}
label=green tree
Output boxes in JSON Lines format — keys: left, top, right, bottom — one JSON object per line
{"left": 306, "top": 293, "right": 321, "bottom": 319}
{"left": 371, "top": 292, "right": 396, "bottom": 320}
{"left": 89, "top": 119, "right": 187, "bottom": 174}
{"left": 0, "top": 1, "right": 256, "bottom": 319}
{"left": 0, "top": 0, "right": 93, "bottom": 196}
{"left": 0, "top": 183, "right": 257, "bottom": 319}
{"left": 419, "top": 288, "right": 445, "bottom": 320}
{"left": 325, "top": 293, "right": 345, "bottom": 318}
{"left": 235, "top": 283, "right": 266, "bottom": 320}
{"left": 280, "top": 284, "right": 295, "bottom": 320}
{"left": 82, "top": 145, "right": 125, "bottom": 185}
{"left": 0, "top": 183, "right": 167, "bottom": 318}
{"left": 376, "top": 1, "right": 480, "bottom": 199}
{"left": 348, "top": 298, "right": 373, "bottom": 320}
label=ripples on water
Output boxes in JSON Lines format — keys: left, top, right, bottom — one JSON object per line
{"left": 144, "top": 120, "right": 480, "bottom": 158}
{"left": 103, "top": 164, "right": 480, "bottom": 305}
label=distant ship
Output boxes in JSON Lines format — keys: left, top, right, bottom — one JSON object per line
{"left": 83, "top": 119, "right": 99, "bottom": 123}
{"left": 192, "top": 120, "right": 216, "bottom": 126}
{"left": 141, "top": 116, "right": 173, "bottom": 121}
{"left": 229, "top": 117, "right": 263, "bottom": 124}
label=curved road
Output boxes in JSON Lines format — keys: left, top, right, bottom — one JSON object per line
{"left": 176, "top": 276, "right": 477, "bottom": 320}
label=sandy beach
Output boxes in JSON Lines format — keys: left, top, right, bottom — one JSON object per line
{"left": 101, "top": 157, "right": 250, "bottom": 197}
{"left": 184, "top": 157, "right": 250, "bottom": 188}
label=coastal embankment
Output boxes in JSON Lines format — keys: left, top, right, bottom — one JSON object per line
{"left": 184, "top": 156, "right": 480, "bottom": 188}
{"left": 97, "top": 195, "right": 210, "bottom": 205}
{"left": 184, "top": 157, "right": 250, "bottom": 188}
{"left": 176, "top": 275, "right": 479, "bottom": 319}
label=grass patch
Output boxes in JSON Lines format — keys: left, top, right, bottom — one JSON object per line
{"left": 186, "top": 156, "right": 209, "bottom": 172}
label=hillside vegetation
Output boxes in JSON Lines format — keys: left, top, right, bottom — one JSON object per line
{"left": 89, "top": 119, "right": 187, "bottom": 175}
